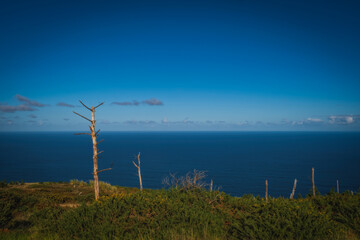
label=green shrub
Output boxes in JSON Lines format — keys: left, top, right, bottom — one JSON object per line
{"left": 69, "top": 179, "right": 88, "bottom": 187}
{"left": 1, "top": 182, "right": 359, "bottom": 240}
{"left": 31, "top": 189, "right": 356, "bottom": 240}
{"left": 0, "top": 190, "right": 38, "bottom": 229}
{"left": 0, "top": 192, "right": 18, "bottom": 228}
{"left": 227, "top": 197, "right": 346, "bottom": 240}
{"left": 33, "top": 189, "right": 228, "bottom": 239}
{"left": 313, "top": 192, "right": 360, "bottom": 236}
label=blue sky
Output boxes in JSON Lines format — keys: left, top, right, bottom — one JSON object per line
{"left": 1, "top": 0, "right": 359, "bottom": 131}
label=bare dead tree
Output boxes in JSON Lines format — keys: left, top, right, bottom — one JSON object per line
{"left": 162, "top": 172, "right": 181, "bottom": 188}
{"left": 162, "top": 170, "right": 208, "bottom": 190}
{"left": 312, "top": 168, "right": 316, "bottom": 198}
{"left": 290, "top": 178, "right": 297, "bottom": 199}
{"left": 74, "top": 101, "right": 111, "bottom": 200}
{"left": 210, "top": 179, "right": 213, "bottom": 192}
{"left": 133, "top": 152, "right": 143, "bottom": 191}
{"left": 265, "top": 179, "right": 268, "bottom": 202}
{"left": 337, "top": 179, "right": 339, "bottom": 194}
{"left": 192, "top": 169, "right": 205, "bottom": 186}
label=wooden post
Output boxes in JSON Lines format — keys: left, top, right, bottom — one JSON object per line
{"left": 265, "top": 179, "right": 268, "bottom": 202}
{"left": 312, "top": 168, "right": 315, "bottom": 197}
{"left": 74, "top": 101, "right": 110, "bottom": 201}
{"left": 133, "top": 152, "right": 143, "bottom": 191}
{"left": 290, "top": 178, "right": 297, "bottom": 199}
{"left": 210, "top": 179, "right": 213, "bottom": 192}
{"left": 337, "top": 179, "right": 339, "bottom": 194}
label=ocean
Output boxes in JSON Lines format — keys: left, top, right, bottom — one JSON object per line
{"left": 1, "top": 131, "right": 359, "bottom": 197}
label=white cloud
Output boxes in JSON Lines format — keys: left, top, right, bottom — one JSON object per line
{"left": 306, "top": 118, "right": 323, "bottom": 123}
{"left": 328, "top": 115, "right": 357, "bottom": 125}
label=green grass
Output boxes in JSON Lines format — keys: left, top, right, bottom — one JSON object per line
{"left": 0, "top": 181, "right": 359, "bottom": 240}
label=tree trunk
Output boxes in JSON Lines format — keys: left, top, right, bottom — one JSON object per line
{"left": 74, "top": 101, "right": 105, "bottom": 201}
{"left": 138, "top": 153, "right": 143, "bottom": 191}
{"left": 133, "top": 152, "right": 143, "bottom": 191}
{"left": 91, "top": 107, "right": 100, "bottom": 200}
{"left": 290, "top": 179, "right": 297, "bottom": 199}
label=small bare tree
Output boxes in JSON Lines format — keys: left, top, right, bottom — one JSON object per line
{"left": 133, "top": 152, "right": 143, "bottom": 191}
{"left": 265, "top": 179, "right": 268, "bottom": 202}
{"left": 162, "top": 169, "right": 208, "bottom": 190}
{"left": 290, "top": 178, "right": 297, "bottom": 199}
{"left": 74, "top": 101, "right": 111, "bottom": 200}
{"left": 312, "top": 168, "right": 316, "bottom": 198}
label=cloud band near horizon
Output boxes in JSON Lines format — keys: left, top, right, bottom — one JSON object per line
{"left": 112, "top": 98, "right": 163, "bottom": 106}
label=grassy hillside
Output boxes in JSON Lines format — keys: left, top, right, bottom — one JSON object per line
{"left": 0, "top": 180, "right": 359, "bottom": 240}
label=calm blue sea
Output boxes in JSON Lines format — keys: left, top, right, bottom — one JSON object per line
{"left": 1, "top": 132, "right": 359, "bottom": 197}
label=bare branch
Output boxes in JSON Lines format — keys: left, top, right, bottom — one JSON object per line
{"left": 133, "top": 161, "right": 139, "bottom": 168}
{"left": 73, "top": 111, "right": 92, "bottom": 122}
{"left": 163, "top": 170, "right": 207, "bottom": 190}
{"left": 79, "top": 100, "right": 92, "bottom": 111}
{"left": 97, "top": 139, "right": 104, "bottom": 145}
{"left": 98, "top": 150, "right": 104, "bottom": 155}
{"left": 95, "top": 129, "right": 100, "bottom": 136}
{"left": 74, "top": 132, "right": 90, "bottom": 136}
{"left": 94, "top": 102, "right": 104, "bottom": 109}
{"left": 97, "top": 168, "right": 112, "bottom": 174}
{"left": 208, "top": 193, "right": 222, "bottom": 204}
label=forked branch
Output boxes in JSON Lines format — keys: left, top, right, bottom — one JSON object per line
{"left": 133, "top": 152, "right": 143, "bottom": 191}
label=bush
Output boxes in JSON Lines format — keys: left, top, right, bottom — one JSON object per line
{"left": 313, "top": 192, "right": 360, "bottom": 236}
{"left": 227, "top": 197, "right": 346, "bottom": 240}
{"left": 1, "top": 182, "right": 359, "bottom": 240}
{"left": 33, "top": 189, "right": 228, "bottom": 239}
{"left": 162, "top": 170, "right": 209, "bottom": 191}
{"left": 32, "top": 189, "right": 355, "bottom": 240}
{"left": 0, "top": 191, "right": 36, "bottom": 229}
{"left": 0, "top": 192, "right": 18, "bottom": 228}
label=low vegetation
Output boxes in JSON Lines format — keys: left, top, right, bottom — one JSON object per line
{"left": 0, "top": 179, "right": 359, "bottom": 240}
